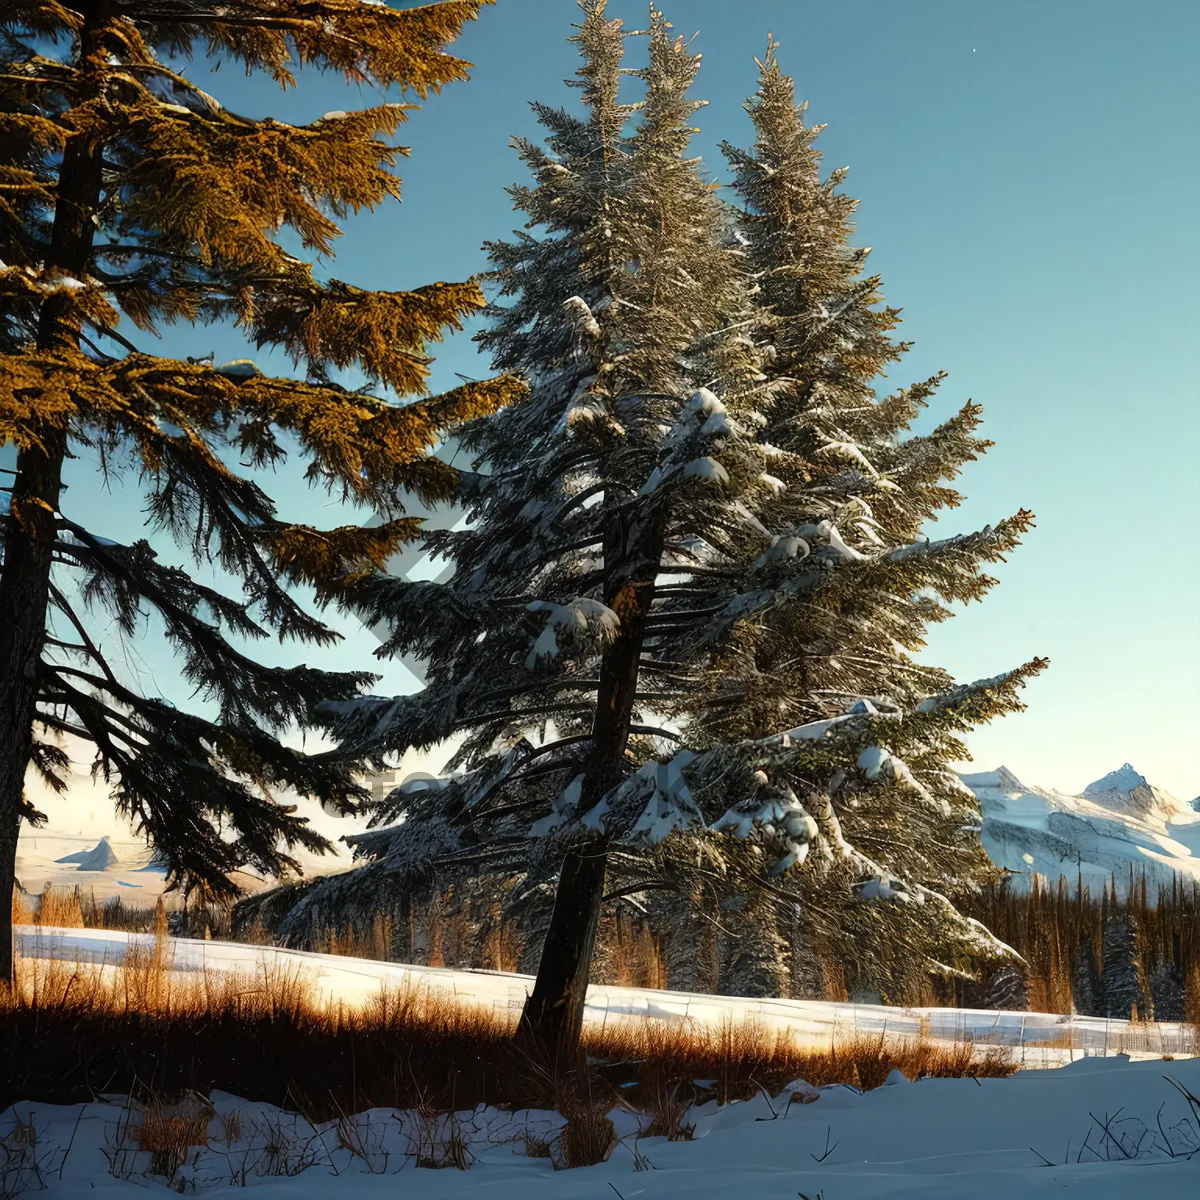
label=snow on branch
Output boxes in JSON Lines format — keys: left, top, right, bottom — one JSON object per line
{"left": 579, "top": 750, "right": 705, "bottom": 844}
{"left": 524, "top": 597, "right": 622, "bottom": 668}
{"left": 856, "top": 744, "right": 950, "bottom": 815}
{"left": 711, "top": 773, "right": 819, "bottom": 875}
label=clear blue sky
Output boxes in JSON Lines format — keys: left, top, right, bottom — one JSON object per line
{"left": 10, "top": 0, "right": 1200, "bottom": 813}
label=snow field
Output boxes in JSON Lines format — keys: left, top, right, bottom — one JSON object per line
{"left": 4, "top": 1056, "right": 1200, "bottom": 1197}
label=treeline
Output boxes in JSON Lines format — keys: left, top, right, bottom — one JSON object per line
{"left": 954, "top": 871, "right": 1200, "bottom": 1022}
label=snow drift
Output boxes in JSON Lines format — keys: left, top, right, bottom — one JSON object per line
{"left": 4, "top": 1055, "right": 1200, "bottom": 1198}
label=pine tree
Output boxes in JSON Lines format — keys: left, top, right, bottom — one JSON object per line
{"left": 0, "top": 0, "right": 520, "bottom": 981}
{"left": 651, "top": 884, "right": 719, "bottom": 994}
{"left": 680, "top": 40, "right": 1045, "bottom": 990}
{"left": 982, "top": 962, "right": 1028, "bottom": 1011}
{"left": 718, "top": 886, "right": 789, "bottom": 998}
{"left": 315, "top": 1, "right": 1046, "bottom": 1059}
{"left": 1149, "top": 959, "right": 1185, "bottom": 1023}
{"left": 1100, "top": 914, "right": 1152, "bottom": 1020}
{"left": 1069, "top": 932, "right": 1098, "bottom": 1015}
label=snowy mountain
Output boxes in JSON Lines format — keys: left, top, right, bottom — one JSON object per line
{"left": 1081, "top": 762, "right": 1197, "bottom": 822}
{"left": 53, "top": 835, "right": 120, "bottom": 872}
{"left": 966, "top": 765, "right": 1200, "bottom": 894}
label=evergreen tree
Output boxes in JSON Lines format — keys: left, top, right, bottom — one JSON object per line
{"left": 1100, "top": 914, "right": 1152, "bottom": 1020}
{"left": 319, "top": 1, "right": 1044, "bottom": 1059}
{"left": 0, "top": 0, "right": 520, "bottom": 981}
{"left": 667, "top": 40, "right": 1045, "bottom": 992}
{"left": 717, "top": 887, "right": 789, "bottom": 998}
{"left": 1072, "top": 931, "right": 1101, "bottom": 1016}
{"left": 1149, "top": 959, "right": 1185, "bottom": 1023}
{"left": 982, "top": 962, "right": 1028, "bottom": 1011}
{"left": 651, "top": 884, "right": 718, "bottom": 994}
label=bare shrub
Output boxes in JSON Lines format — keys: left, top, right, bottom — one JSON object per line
{"left": 636, "top": 1060, "right": 696, "bottom": 1140}
{"left": 551, "top": 1070, "right": 619, "bottom": 1169}
{"left": 333, "top": 1111, "right": 390, "bottom": 1174}
{"left": 518, "top": 1126, "right": 555, "bottom": 1158}
{"left": 214, "top": 1110, "right": 242, "bottom": 1147}
{"left": 246, "top": 1114, "right": 319, "bottom": 1178}
{"left": 406, "top": 1106, "right": 475, "bottom": 1170}
{"left": 1, "top": 1112, "right": 50, "bottom": 1200}
{"left": 554, "top": 1110, "right": 618, "bottom": 1170}
{"left": 101, "top": 1107, "right": 140, "bottom": 1183}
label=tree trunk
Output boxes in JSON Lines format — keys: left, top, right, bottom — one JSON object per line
{"left": 518, "top": 502, "right": 665, "bottom": 1060}
{"left": 0, "top": 12, "right": 107, "bottom": 985}
{"left": 517, "top": 843, "right": 609, "bottom": 1065}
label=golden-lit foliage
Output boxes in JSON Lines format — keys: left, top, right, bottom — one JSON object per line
{"left": 252, "top": 279, "right": 489, "bottom": 395}
{"left": 87, "top": 100, "right": 411, "bottom": 265}
{"left": 1, "top": 349, "right": 521, "bottom": 504}
{"left": 269, "top": 518, "right": 424, "bottom": 596}
{"left": 4, "top": 1, "right": 493, "bottom": 91}
{"left": 0, "top": 0, "right": 521, "bottom": 913}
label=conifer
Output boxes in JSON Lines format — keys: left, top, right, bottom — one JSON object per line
{"left": 681, "top": 40, "right": 1047, "bottom": 991}
{"left": 1072, "top": 931, "right": 1101, "bottom": 1016}
{"left": 982, "top": 962, "right": 1028, "bottom": 1011}
{"left": 0, "top": 0, "right": 520, "bottom": 981}
{"left": 318, "top": 2, "right": 1044, "bottom": 1059}
{"left": 1100, "top": 914, "right": 1152, "bottom": 1020}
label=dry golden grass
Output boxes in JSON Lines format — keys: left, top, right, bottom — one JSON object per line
{"left": 2, "top": 927, "right": 1016, "bottom": 1125}
{"left": 312, "top": 914, "right": 395, "bottom": 962}
{"left": 10, "top": 884, "right": 88, "bottom": 931}
{"left": 134, "top": 1096, "right": 214, "bottom": 1179}
{"left": 589, "top": 1017, "right": 1013, "bottom": 1100}
{"left": 12, "top": 884, "right": 239, "bottom": 941}
{"left": 12, "top": 884, "right": 172, "bottom": 935}
{"left": 10, "top": 888, "right": 35, "bottom": 928}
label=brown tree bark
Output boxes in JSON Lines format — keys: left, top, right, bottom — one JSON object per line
{"left": 0, "top": 11, "right": 108, "bottom": 984}
{"left": 517, "top": 501, "right": 665, "bottom": 1062}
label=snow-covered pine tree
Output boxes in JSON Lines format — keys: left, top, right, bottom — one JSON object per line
{"left": 981, "top": 962, "right": 1028, "bottom": 1012}
{"left": 0, "top": 0, "right": 520, "bottom": 981}
{"left": 646, "top": 39, "right": 1047, "bottom": 997}
{"left": 717, "top": 887, "right": 789, "bottom": 998}
{"left": 1149, "top": 959, "right": 1185, "bottom": 1023}
{"left": 321, "top": 1, "right": 1045, "bottom": 1059}
{"left": 324, "top": 0, "right": 755, "bottom": 1053}
{"left": 1072, "top": 931, "right": 1101, "bottom": 1016}
{"left": 1100, "top": 914, "right": 1152, "bottom": 1020}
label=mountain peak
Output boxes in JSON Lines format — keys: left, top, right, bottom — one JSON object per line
{"left": 957, "top": 765, "right": 1025, "bottom": 792}
{"left": 1084, "top": 763, "right": 1147, "bottom": 797}
{"left": 54, "top": 836, "right": 120, "bottom": 871}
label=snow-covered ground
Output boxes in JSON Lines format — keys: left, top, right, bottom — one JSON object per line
{"left": 5, "top": 1056, "right": 1200, "bottom": 1197}
{"left": 11, "top": 927, "right": 1200, "bottom": 1196}
{"left": 971, "top": 762, "right": 1200, "bottom": 893}
{"left": 16, "top": 926, "right": 1197, "bottom": 1063}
